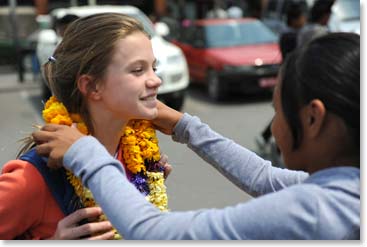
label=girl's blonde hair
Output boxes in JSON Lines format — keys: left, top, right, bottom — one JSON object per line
{"left": 44, "top": 13, "right": 149, "bottom": 134}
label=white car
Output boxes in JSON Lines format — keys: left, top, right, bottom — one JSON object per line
{"left": 36, "top": 5, "right": 189, "bottom": 110}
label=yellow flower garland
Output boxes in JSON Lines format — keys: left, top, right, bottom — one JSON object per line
{"left": 42, "top": 96, "right": 168, "bottom": 239}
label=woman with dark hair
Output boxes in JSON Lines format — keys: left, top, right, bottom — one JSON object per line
{"left": 33, "top": 32, "right": 360, "bottom": 239}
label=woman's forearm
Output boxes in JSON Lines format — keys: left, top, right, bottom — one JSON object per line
{"left": 172, "top": 113, "right": 308, "bottom": 196}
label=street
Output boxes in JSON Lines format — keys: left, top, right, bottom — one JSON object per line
{"left": 0, "top": 67, "right": 274, "bottom": 211}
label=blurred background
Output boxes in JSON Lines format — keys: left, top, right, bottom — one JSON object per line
{"left": 0, "top": 0, "right": 360, "bottom": 211}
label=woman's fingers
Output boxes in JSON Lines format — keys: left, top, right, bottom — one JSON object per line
{"left": 74, "top": 221, "right": 114, "bottom": 240}
{"left": 158, "top": 154, "right": 172, "bottom": 179}
{"left": 86, "top": 230, "right": 116, "bottom": 240}
{"left": 32, "top": 124, "right": 86, "bottom": 168}
{"left": 34, "top": 141, "right": 52, "bottom": 156}
{"left": 41, "top": 124, "right": 65, "bottom": 131}
{"left": 158, "top": 154, "right": 168, "bottom": 166}
{"left": 61, "top": 207, "right": 103, "bottom": 227}
{"left": 52, "top": 207, "right": 115, "bottom": 239}
{"left": 152, "top": 101, "right": 183, "bottom": 135}
{"left": 32, "top": 129, "right": 54, "bottom": 145}
{"left": 163, "top": 163, "right": 172, "bottom": 179}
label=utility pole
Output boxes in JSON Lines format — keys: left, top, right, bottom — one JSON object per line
{"left": 9, "top": 0, "right": 23, "bottom": 82}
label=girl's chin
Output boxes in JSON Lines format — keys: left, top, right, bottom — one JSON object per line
{"left": 141, "top": 98, "right": 158, "bottom": 108}
{"left": 139, "top": 108, "right": 158, "bottom": 120}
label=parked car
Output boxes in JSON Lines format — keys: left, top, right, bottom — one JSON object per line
{"left": 36, "top": 5, "right": 189, "bottom": 110}
{"left": 172, "top": 18, "right": 282, "bottom": 101}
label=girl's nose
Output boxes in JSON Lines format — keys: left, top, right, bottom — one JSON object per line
{"left": 147, "top": 72, "right": 162, "bottom": 88}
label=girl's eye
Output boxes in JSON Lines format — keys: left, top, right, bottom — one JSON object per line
{"left": 153, "top": 66, "right": 157, "bottom": 72}
{"left": 132, "top": 68, "right": 143, "bottom": 73}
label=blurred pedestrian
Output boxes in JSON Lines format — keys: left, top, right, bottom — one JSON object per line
{"left": 158, "top": 5, "right": 180, "bottom": 40}
{"left": 36, "top": 14, "right": 79, "bottom": 66}
{"left": 279, "top": 1, "right": 307, "bottom": 59}
{"left": 36, "top": 14, "right": 79, "bottom": 101}
{"left": 256, "top": 1, "right": 308, "bottom": 151}
{"left": 297, "top": 0, "right": 335, "bottom": 47}
{"left": 227, "top": 1, "right": 243, "bottom": 19}
{"left": 54, "top": 14, "right": 79, "bottom": 37}
{"left": 206, "top": 0, "right": 228, "bottom": 19}
{"left": 33, "top": 32, "right": 360, "bottom": 240}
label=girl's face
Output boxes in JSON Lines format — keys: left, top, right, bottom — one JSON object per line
{"left": 271, "top": 75, "right": 302, "bottom": 170}
{"left": 98, "top": 31, "right": 162, "bottom": 121}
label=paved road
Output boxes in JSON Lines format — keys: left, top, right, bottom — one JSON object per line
{"left": 0, "top": 68, "right": 43, "bottom": 168}
{"left": 0, "top": 68, "right": 274, "bottom": 211}
{"left": 160, "top": 85, "right": 274, "bottom": 210}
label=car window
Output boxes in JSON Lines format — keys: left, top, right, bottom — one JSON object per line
{"left": 204, "top": 21, "right": 278, "bottom": 48}
{"left": 193, "top": 27, "right": 205, "bottom": 48}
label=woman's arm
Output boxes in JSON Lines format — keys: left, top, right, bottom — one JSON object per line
{"left": 171, "top": 113, "right": 308, "bottom": 196}
{"left": 63, "top": 136, "right": 316, "bottom": 240}
{"left": 151, "top": 101, "right": 308, "bottom": 196}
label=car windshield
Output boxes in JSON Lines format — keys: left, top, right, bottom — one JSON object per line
{"left": 204, "top": 20, "right": 277, "bottom": 48}
{"left": 332, "top": 0, "right": 360, "bottom": 21}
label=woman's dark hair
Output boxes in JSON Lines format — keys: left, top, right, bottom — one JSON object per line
{"left": 280, "top": 32, "right": 359, "bottom": 153}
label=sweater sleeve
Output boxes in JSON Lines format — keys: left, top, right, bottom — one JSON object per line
{"left": 0, "top": 161, "right": 47, "bottom": 239}
{"left": 63, "top": 136, "right": 318, "bottom": 239}
{"left": 171, "top": 113, "right": 309, "bottom": 196}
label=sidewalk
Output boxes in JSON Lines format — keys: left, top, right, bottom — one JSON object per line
{"left": 0, "top": 67, "right": 43, "bottom": 167}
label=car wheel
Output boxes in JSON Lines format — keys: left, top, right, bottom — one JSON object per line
{"left": 207, "top": 69, "right": 223, "bottom": 101}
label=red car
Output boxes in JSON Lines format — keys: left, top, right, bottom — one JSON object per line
{"left": 172, "top": 18, "right": 282, "bottom": 101}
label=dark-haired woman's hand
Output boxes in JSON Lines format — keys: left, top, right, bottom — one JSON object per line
{"left": 158, "top": 153, "right": 172, "bottom": 179}
{"left": 152, "top": 101, "right": 183, "bottom": 135}
{"left": 48, "top": 207, "right": 115, "bottom": 240}
{"left": 32, "top": 124, "right": 85, "bottom": 169}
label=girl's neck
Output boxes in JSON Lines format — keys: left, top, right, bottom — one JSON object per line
{"left": 88, "top": 101, "right": 129, "bottom": 155}
{"left": 92, "top": 119, "right": 127, "bottom": 155}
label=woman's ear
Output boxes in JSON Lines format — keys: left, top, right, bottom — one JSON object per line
{"left": 77, "top": 75, "right": 101, "bottom": 100}
{"left": 302, "top": 99, "right": 327, "bottom": 139}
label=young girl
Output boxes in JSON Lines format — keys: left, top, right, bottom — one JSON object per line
{"left": 0, "top": 13, "right": 167, "bottom": 239}
{"left": 33, "top": 32, "right": 359, "bottom": 239}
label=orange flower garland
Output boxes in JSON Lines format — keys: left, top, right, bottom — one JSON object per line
{"left": 42, "top": 96, "right": 168, "bottom": 239}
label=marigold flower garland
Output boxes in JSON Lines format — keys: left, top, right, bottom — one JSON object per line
{"left": 42, "top": 96, "right": 168, "bottom": 239}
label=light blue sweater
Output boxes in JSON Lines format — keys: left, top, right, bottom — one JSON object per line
{"left": 64, "top": 113, "right": 360, "bottom": 239}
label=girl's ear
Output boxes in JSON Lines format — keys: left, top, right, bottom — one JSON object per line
{"left": 302, "top": 99, "right": 327, "bottom": 139}
{"left": 77, "top": 75, "right": 101, "bottom": 100}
